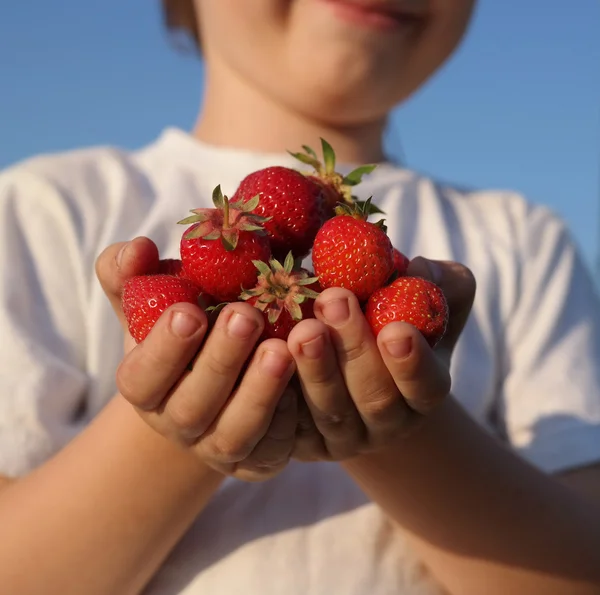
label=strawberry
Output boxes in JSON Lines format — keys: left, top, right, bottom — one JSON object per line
{"left": 365, "top": 277, "right": 448, "bottom": 348}
{"left": 122, "top": 274, "right": 209, "bottom": 343}
{"left": 240, "top": 252, "right": 321, "bottom": 340}
{"left": 232, "top": 165, "right": 325, "bottom": 261}
{"left": 311, "top": 200, "right": 393, "bottom": 302}
{"left": 178, "top": 185, "right": 272, "bottom": 303}
{"left": 392, "top": 248, "right": 410, "bottom": 277}
{"left": 289, "top": 138, "right": 379, "bottom": 219}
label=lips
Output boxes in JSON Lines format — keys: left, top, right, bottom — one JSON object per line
{"left": 336, "top": 0, "right": 427, "bottom": 16}
{"left": 322, "top": 0, "right": 427, "bottom": 31}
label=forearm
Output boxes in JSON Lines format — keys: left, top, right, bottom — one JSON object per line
{"left": 343, "top": 397, "right": 600, "bottom": 595}
{"left": 0, "top": 395, "right": 224, "bottom": 595}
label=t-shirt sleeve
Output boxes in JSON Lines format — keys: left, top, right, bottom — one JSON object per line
{"left": 0, "top": 167, "right": 90, "bottom": 477}
{"left": 499, "top": 204, "right": 600, "bottom": 474}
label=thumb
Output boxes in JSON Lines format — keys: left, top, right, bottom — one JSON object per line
{"left": 406, "top": 256, "right": 476, "bottom": 357}
{"left": 95, "top": 236, "right": 160, "bottom": 330}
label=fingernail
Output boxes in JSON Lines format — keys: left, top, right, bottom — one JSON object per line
{"left": 171, "top": 311, "right": 200, "bottom": 338}
{"left": 227, "top": 311, "right": 258, "bottom": 339}
{"left": 384, "top": 337, "right": 412, "bottom": 359}
{"left": 116, "top": 242, "right": 129, "bottom": 270}
{"left": 300, "top": 335, "right": 325, "bottom": 359}
{"left": 261, "top": 350, "right": 292, "bottom": 379}
{"left": 321, "top": 298, "right": 350, "bottom": 326}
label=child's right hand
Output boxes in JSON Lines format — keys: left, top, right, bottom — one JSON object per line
{"left": 96, "top": 237, "right": 298, "bottom": 482}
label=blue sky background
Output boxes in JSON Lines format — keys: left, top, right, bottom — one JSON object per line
{"left": 1, "top": 0, "right": 599, "bottom": 278}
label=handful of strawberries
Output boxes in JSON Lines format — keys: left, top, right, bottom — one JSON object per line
{"left": 122, "top": 139, "right": 448, "bottom": 348}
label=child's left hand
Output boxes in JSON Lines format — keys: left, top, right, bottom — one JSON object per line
{"left": 287, "top": 257, "right": 476, "bottom": 461}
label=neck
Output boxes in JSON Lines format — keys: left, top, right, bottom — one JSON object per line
{"left": 193, "top": 59, "right": 387, "bottom": 165}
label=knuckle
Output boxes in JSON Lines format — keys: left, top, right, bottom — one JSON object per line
{"left": 250, "top": 446, "right": 291, "bottom": 469}
{"left": 303, "top": 363, "right": 338, "bottom": 387}
{"left": 205, "top": 433, "right": 253, "bottom": 464}
{"left": 204, "top": 353, "right": 236, "bottom": 378}
{"left": 339, "top": 337, "right": 371, "bottom": 364}
{"left": 312, "top": 409, "right": 356, "bottom": 435}
{"left": 166, "top": 399, "right": 206, "bottom": 438}
{"left": 115, "top": 362, "right": 145, "bottom": 408}
{"left": 359, "top": 385, "right": 399, "bottom": 419}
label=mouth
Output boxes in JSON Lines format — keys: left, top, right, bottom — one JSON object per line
{"left": 321, "top": 0, "right": 428, "bottom": 32}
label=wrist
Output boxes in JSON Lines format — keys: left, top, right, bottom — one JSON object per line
{"left": 343, "top": 396, "right": 461, "bottom": 474}
{"left": 76, "top": 395, "right": 225, "bottom": 491}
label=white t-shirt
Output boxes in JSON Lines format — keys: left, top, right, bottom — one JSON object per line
{"left": 1, "top": 127, "right": 600, "bottom": 594}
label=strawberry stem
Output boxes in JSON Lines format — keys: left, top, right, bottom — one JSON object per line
{"left": 223, "top": 195, "right": 230, "bottom": 229}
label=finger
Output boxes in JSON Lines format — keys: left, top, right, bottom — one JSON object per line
{"left": 234, "top": 385, "right": 298, "bottom": 481}
{"left": 292, "top": 391, "right": 329, "bottom": 461}
{"left": 95, "top": 237, "right": 160, "bottom": 328}
{"left": 156, "top": 302, "right": 265, "bottom": 443}
{"left": 377, "top": 321, "right": 451, "bottom": 415}
{"left": 313, "top": 288, "right": 411, "bottom": 444}
{"left": 287, "top": 318, "right": 366, "bottom": 458}
{"left": 407, "top": 257, "right": 476, "bottom": 357}
{"left": 199, "top": 339, "right": 296, "bottom": 467}
{"left": 116, "top": 302, "right": 208, "bottom": 411}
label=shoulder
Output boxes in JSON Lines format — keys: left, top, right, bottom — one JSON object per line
{"left": 0, "top": 143, "right": 160, "bottom": 256}
{"left": 0, "top": 144, "right": 148, "bottom": 208}
{"left": 369, "top": 164, "right": 568, "bottom": 247}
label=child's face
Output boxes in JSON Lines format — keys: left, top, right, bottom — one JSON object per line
{"left": 195, "top": 0, "right": 475, "bottom": 124}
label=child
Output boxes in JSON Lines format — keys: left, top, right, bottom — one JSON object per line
{"left": 1, "top": 1, "right": 599, "bottom": 593}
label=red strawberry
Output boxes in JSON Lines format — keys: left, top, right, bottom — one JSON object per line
{"left": 365, "top": 277, "right": 448, "bottom": 348}
{"left": 179, "top": 185, "right": 272, "bottom": 303}
{"left": 122, "top": 274, "right": 209, "bottom": 343}
{"left": 289, "top": 138, "right": 379, "bottom": 219}
{"left": 392, "top": 248, "right": 410, "bottom": 277}
{"left": 240, "top": 252, "right": 321, "bottom": 340}
{"left": 232, "top": 165, "right": 325, "bottom": 261}
{"left": 311, "top": 200, "right": 393, "bottom": 302}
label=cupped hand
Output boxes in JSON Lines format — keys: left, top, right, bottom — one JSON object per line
{"left": 287, "top": 257, "right": 476, "bottom": 461}
{"left": 96, "top": 237, "right": 298, "bottom": 481}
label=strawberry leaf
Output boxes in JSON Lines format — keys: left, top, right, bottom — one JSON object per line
{"left": 287, "top": 300, "right": 303, "bottom": 321}
{"left": 355, "top": 199, "right": 385, "bottom": 215}
{"left": 342, "top": 164, "right": 377, "bottom": 186}
{"left": 184, "top": 226, "right": 209, "bottom": 240}
{"left": 373, "top": 219, "right": 388, "bottom": 233}
{"left": 220, "top": 229, "right": 239, "bottom": 251}
{"left": 321, "top": 138, "right": 336, "bottom": 174}
{"left": 212, "top": 185, "right": 225, "bottom": 209}
{"left": 267, "top": 304, "right": 283, "bottom": 324}
{"left": 288, "top": 150, "right": 321, "bottom": 171}
{"left": 270, "top": 258, "right": 285, "bottom": 274}
{"left": 299, "top": 288, "right": 320, "bottom": 300}
{"left": 238, "top": 223, "right": 266, "bottom": 232}
{"left": 240, "top": 194, "right": 260, "bottom": 212}
{"left": 178, "top": 213, "right": 205, "bottom": 226}
{"left": 253, "top": 260, "right": 273, "bottom": 278}
{"left": 295, "top": 276, "right": 320, "bottom": 287}
{"left": 302, "top": 145, "right": 318, "bottom": 159}
{"left": 201, "top": 229, "right": 221, "bottom": 241}
{"left": 283, "top": 251, "right": 295, "bottom": 275}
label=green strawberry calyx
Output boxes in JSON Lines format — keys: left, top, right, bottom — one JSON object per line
{"left": 240, "top": 251, "right": 320, "bottom": 324}
{"left": 333, "top": 198, "right": 388, "bottom": 233}
{"left": 288, "top": 138, "right": 382, "bottom": 214}
{"left": 177, "top": 185, "right": 271, "bottom": 251}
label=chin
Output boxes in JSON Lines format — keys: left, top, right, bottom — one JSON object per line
{"left": 279, "top": 65, "right": 406, "bottom": 126}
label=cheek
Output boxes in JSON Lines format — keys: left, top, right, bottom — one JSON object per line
{"left": 195, "top": 0, "right": 290, "bottom": 53}
{"left": 429, "top": 0, "right": 476, "bottom": 49}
